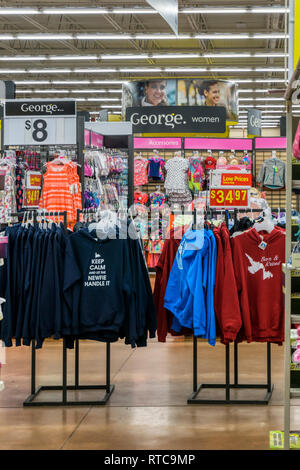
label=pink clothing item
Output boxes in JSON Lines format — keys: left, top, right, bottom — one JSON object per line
{"left": 134, "top": 157, "right": 148, "bottom": 186}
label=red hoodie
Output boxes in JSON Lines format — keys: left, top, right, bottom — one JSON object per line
{"left": 231, "top": 227, "right": 285, "bottom": 344}
{"left": 219, "top": 224, "right": 242, "bottom": 343}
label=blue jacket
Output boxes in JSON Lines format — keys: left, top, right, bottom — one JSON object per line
{"left": 164, "top": 229, "right": 217, "bottom": 346}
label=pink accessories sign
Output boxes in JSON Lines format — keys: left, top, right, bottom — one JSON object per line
{"left": 184, "top": 138, "right": 253, "bottom": 150}
{"left": 84, "top": 129, "right": 91, "bottom": 147}
{"left": 90, "top": 132, "right": 103, "bottom": 148}
{"left": 134, "top": 137, "right": 182, "bottom": 149}
{"left": 255, "top": 137, "right": 286, "bottom": 149}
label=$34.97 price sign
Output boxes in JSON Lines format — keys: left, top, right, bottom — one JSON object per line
{"left": 210, "top": 188, "right": 249, "bottom": 208}
{"left": 23, "top": 189, "right": 41, "bottom": 208}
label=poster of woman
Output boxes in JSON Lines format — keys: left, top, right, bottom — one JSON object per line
{"left": 177, "top": 79, "right": 238, "bottom": 121}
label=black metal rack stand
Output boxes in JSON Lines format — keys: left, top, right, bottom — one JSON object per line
{"left": 23, "top": 338, "right": 115, "bottom": 407}
{"left": 187, "top": 337, "right": 273, "bottom": 405}
{"left": 17, "top": 208, "right": 115, "bottom": 406}
{"left": 187, "top": 207, "right": 277, "bottom": 405}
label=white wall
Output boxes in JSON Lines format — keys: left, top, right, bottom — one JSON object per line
{"left": 85, "top": 121, "right": 132, "bottom": 135}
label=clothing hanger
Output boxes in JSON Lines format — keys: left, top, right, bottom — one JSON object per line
{"left": 253, "top": 208, "right": 274, "bottom": 233}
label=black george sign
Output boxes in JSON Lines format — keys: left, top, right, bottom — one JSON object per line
{"left": 126, "top": 106, "right": 226, "bottom": 133}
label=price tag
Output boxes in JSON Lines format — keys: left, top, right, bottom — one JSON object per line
{"left": 22, "top": 189, "right": 41, "bottom": 208}
{"left": 209, "top": 188, "right": 249, "bottom": 208}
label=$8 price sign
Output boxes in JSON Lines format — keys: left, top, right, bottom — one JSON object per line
{"left": 210, "top": 188, "right": 249, "bottom": 208}
{"left": 25, "top": 119, "right": 48, "bottom": 143}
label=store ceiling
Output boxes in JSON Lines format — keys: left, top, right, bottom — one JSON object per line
{"left": 0, "top": 0, "right": 291, "bottom": 126}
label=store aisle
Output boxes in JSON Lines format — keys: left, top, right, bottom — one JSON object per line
{"left": 0, "top": 338, "right": 293, "bottom": 450}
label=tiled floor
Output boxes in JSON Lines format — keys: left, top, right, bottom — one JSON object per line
{"left": 0, "top": 338, "right": 296, "bottom": 449}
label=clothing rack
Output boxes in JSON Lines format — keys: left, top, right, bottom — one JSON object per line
{"left": 19, "top": 209, "right": 114, "bottom": 407}
{"left": 188, "top": 207, "right": 275, "bottom": 405}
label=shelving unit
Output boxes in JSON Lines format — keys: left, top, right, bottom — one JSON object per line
{"left": 283, "top": 58, "right": 300, "bottom": 450}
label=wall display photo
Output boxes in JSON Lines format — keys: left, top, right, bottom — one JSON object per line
{"left": 177, "top": 79, "right": 238, "bottom": 122}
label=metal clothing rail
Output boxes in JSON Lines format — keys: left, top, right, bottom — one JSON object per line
{"left": 17, "top": 209, "right": 115, "bottom": 407}
{"left": 187, "top": 207, "right": 274, "bottom": 405}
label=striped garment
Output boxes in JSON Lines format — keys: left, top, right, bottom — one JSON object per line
{"left": 39, "top": 161, "right": 82, "bottom": 228}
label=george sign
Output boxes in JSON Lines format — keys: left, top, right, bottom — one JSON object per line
{"left": 23, "top": 188, "right": 41, "bottom": 208}
{"left": 146, "top": 0, "right": 178, "bottom": 36}
{"left": 209, "top": 188, "right": 249, "bottom": 208}
{"left": 5, "top": 100, "right": 76, "bottom": 117}
{"left": 4, "top": 99, "right": 77, "bottom": 146}
{"left": 210, "top": 170, "right": 252, "bottom": 188}
{"left": 90, "top": 132, "right": 103, "bottom": 148}
{"left": 134, "top": 137, "right": 182, "bottom": 149}
{"left": 248, "top": 108, "right": 262, "bottom": 137}
{"left": 126, "top": 106, "right": 226, "bottom": 134}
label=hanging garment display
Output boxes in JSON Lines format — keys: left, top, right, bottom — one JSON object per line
{"left": 134, "top": 154, "right": 149, "bottom": 186}
{"left": 164, "top": 153, "right": 192, "bottom": 205}
{"left": 39, "top": 158, "right": 82, "bottom": 229}
{"left": 0, "top": 217, "right": 157, "bottom": 349}
{"left": 257, "top": 152, "right": 286, "bottom": 190}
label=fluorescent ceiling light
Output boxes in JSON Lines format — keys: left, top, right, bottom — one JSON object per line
{"left": 76, "top": 34, "right": 132, "bottom": 40}
{"left": 135, "top": 34, "right": 190, "bottom": 39}
{"left": 100, "top": 105, "right": 122, "bottom": 108}
{"left": 251, "top": 7, "right": 288, "bottom": 13}
{"left": 2, "top": 6, "right": 287, "bottom": 15}
{"left": 15, "top": 80, "right": 51, "bottom": 84}
{"left": 152, "top": 53, "right": 200, "bottom": 59}
{"left": 49, "top": 55, "right": 98, "bottom": 61}
{"left": 29, "top": 69, "right": 71, "bottom": 73}
{"left": 74, "top": 68, "right": 116, "bottom": 73}
{"left": 43, "top": 8, "right": 109, "bottom": 14}
{"left": 16, "top": 90, "right": 33, "bottom": 93}
{"left": 164, "top": 67, "right": 207, "bottom": 72}
{"left": 0, "top": 8, "right": 40, "bottom": 14}
{"left": 0, "top": 32, "right": 287, "bottom": 41}
{"left": 70, "top": 89, "right": 122, "bottom": 93}
{"left": 0, "top": 56, "right": 47, "bottom": 61}
{"left": 203, "top": 53, "right": 251, "bottom": 58}
{"left": 255, "top": 67, "right": 286, "bottom": 72}
{"left": 42, "top": 7, "right": 156, "bottom": 14}
{"left": 0, "top": 69, "right": 25, "bottom": 74}
{"left": 239, "top": 104, "right": 284, "bottom": 108}
{"left": 254, "top": 53, "right": 287, "bottom": 57}
{"left": 33, "top": 90, "right": 70, "bottom": 93}
{"left": 253, "top": 33, "right": 286, "bottom": 39}
{"left": 209, "top": 67, "right": 252, "bottom": 72}
{"left": 93, "top": 80, "right": 126, "bottom": 84}
{"left": 254, "top": 79, "right": 286, "bottom": 83}
{"left": 239, "top": 97, "right": 284, "bottom": 101}
{"left": 86, "top": 98, "right": 120, "bottom": 101}
{"left": 17, "top": 34, "right": 73, "bottom": 40}
{"left": 120, "top": 68, "right": 162, "bottom": 72}
{"left": 52, "top": 80, "right": 91, "bottom": 84}
{"left": 181, "top": 7, "right": 288, "bottom": 13}
{"left": 112, "top": 8, "right": 156, "bottom": 14}
{"left": 75, "top": 98, "right": 85, "bottom": 101}
{"left": 102, "top": 54, "right": 149, "bottom": 60}
{"left": 182, "top": 8, "right": 248, "bottom": 13}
